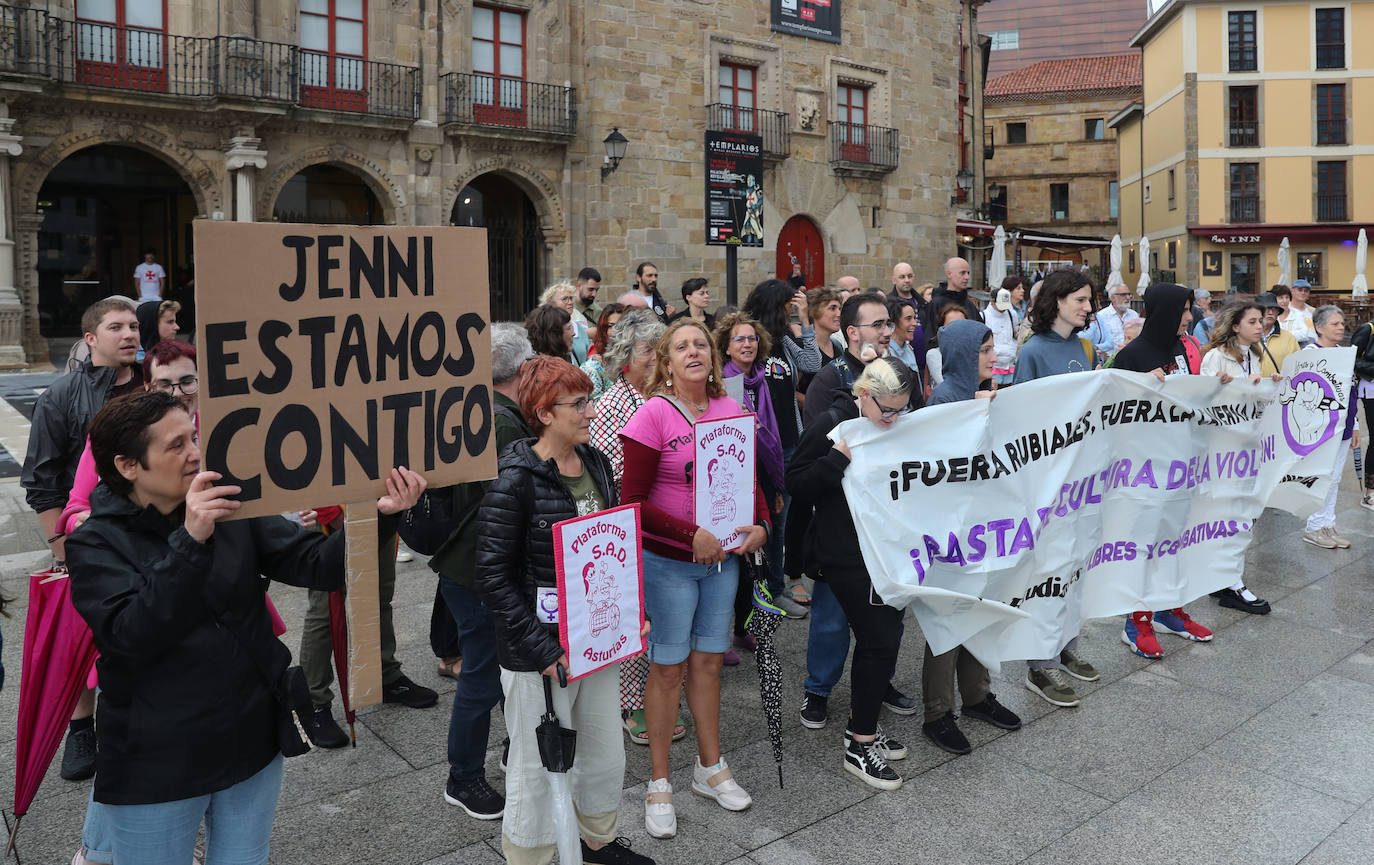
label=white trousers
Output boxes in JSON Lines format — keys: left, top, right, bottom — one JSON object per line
{"left": 1306, "top": 445, "right": 1349, "bottom": 531}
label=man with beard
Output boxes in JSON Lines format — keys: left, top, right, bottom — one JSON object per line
{"left": 21, "top": 296, "right": 144, "bottom": 781}
{"left": 575, "top": 267, "right": 604, "bottom": 330}
{"left": 633, "top": 262, "right": 674, "bottom": 323}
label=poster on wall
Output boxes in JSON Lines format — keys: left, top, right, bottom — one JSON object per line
{"left": 1202, "top": 251, "right": 1223, "bottom": 276}
{"left": 770, "top": 0, "right": 842, "bottom": 43}
{"left": 694, "top": 413, "right": 756, "bottom": 552}
{"left": 705, "top": 130, "right": 765, "bottom": 247}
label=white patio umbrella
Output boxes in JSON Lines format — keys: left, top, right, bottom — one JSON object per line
{"left": 988, "top": 225, "right": 1007, "bottom": 289}
{"left": 1136, "top": 236, "right": 1150, "bottom": 295}
{"left": 1277, "top": 237, "right": 1291, "bottom": 286}
{"left": 1354, "top": 229, "right": 1368, "bottom": 299}
{"left": 1105, "top": 235, "right": 1125, "bottom": 291}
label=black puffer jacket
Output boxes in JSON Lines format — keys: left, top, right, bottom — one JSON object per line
{"left": 785, "top": 402, "right": 863, "bottom": 579}
{"left": 21, "top": 360, "right": 119, "bottom": 513}
{"left": 475, "top": 439, "right": 617, "bottom": 672}
{"left": 66, "top": 484, "right": 352, "bottom": 805}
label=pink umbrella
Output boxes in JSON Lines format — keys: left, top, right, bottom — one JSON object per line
{"left": 6, "top": 566, "right": 98, "bottom": 856}
{"left": 327, "top": 590, "right": 358, "bottom": 747}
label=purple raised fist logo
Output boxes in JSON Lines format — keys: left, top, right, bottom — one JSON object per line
{"left": 1279, "top": 368, "right": 1342, "bottom": 456}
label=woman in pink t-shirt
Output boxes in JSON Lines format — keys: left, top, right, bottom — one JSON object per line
{"left": 619, "top": 319, "right": 770, "bottom": 840}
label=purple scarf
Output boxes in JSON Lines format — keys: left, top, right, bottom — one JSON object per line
{"left": 723, "top": 359, "right": 786, "bottom": 496}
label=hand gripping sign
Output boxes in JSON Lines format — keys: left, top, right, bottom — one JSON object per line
{"left": 553, "top": 504, "right": 646, "bottom": 681}
{"left": 694, "top": 413, "right": 756, "bottom": 552}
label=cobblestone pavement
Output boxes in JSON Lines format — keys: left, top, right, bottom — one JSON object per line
{"left": 2, "top": 373, "right": 1373, "bottom": 864}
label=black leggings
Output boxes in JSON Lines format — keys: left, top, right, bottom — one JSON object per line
{"left": 824, "top": 567, "right": 904, "bottom": 736}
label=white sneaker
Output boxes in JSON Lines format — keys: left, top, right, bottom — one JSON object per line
{"left": 1304, "top": 529, "right": 1339, "bottom": 549}
{"left": 1326, "top": 527, "right": 1352, "bottom": 549}
{"left": 691, "top": 757, "right": 752, "bottom": 811}
{"left": 1362, "top": 493, "right": 1374, "bottom": 512}
{"left": 396, "top": 545, "right": 415, "bottom": 563}
{"left": 644, "top": 778, "right": 676, "bottom": 838}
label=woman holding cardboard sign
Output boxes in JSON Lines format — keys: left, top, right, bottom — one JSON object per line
{"left": 65, "top": 390, "right": 425, "bottom": 865}
{"left": 475, "top": 356, "right": 654, "bottom": 865}
{"left": 619, "top": 318, "right": 771, "bottom": 840}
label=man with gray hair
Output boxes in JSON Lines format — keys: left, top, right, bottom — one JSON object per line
{"left": 402, "top": 321, "right": 535, "bottom": 821}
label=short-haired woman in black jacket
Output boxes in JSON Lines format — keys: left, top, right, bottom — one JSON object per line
{"left": 475, "top": 356, "right": 653, "bottom": 865}
{"left": 66, "top": 391, "right": 425, "bottom": 865}
{"left": 785, "top": 357, "right": 914, "bottom": 791}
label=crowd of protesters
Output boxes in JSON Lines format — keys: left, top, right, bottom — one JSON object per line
{"left": 12, "top": 254, "right": 1370, "bottom": 865}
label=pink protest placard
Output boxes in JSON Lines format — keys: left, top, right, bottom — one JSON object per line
{"left": 553, "top": 504, "right": 646, "bottom": 681}
{"left": 694, "top": 412, "right": 756, "bottom": 553}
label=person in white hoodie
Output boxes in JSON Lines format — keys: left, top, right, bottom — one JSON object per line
{"left": 982, "top": 283, "right": 1021, "bottom": 385}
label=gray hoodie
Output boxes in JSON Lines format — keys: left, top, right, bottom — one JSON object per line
{"left": 928, "top": 319, "right": 991, "bottom": 406}
{"left": 1011, "top": 329, "right": 1095, "bottom": 383}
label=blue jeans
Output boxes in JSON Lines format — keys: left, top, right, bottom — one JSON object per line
{"left": 642, "top": 549, "right": 738, "bottom": 664}
{"left": 437, "top": 578, "right": 503, "bottom": 783}
{"left": 107, "top": 754, "right": 283, "bottom": 865}
{"left": 803, "top": 581, "right": 903, "bottom": 697}
{"left": 81, "top": 792, "right": 115, "bottom": 863}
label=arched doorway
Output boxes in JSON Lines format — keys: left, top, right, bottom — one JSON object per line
{"left": 272, "top": 163, "right": 382, "bottom": 225}
{"left": 776, "top": 215, "right": 825, "bottom": 288}
{"left": 36, "top": 145, "right": 196, "bottom": 337}
{"left": 452, "top": 173, "right": 544, "bottom": 323}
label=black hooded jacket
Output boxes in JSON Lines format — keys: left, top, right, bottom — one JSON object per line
{"left": 66, "top": 484, "right": 349, "bottom": 805}
{"left": 136, "top": 300, "right": 163, "bottom": 354}
{"left": 1112, "top": 283, "right": 1193, "bottom": 375}
{"left": 474, "top": 438, "right": 617, "bottom": 672}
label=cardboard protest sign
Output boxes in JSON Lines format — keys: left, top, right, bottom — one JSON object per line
{"left": 835, "top": 348, "right": 1355, "bottom": 668}
{"left": 193, "top": 222, "right": 496, "bottom": 519}
{"left": 694, "top": 413, "right": 755, "bottom": 552}
{"left": 553, "top": 505, "right": 646, "bottom": 681}
{"left": 343, "top": 502, "right": 382, "bottom": 708}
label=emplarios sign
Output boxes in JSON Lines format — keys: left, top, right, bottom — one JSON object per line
{"left": 194, "top": 222, "right": 496, "bottom": 519}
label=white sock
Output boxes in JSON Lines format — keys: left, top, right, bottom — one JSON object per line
{"left": 1230, "top": 581, "right": 1258, "bottom": 602}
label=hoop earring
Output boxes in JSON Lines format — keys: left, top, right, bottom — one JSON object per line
{"left": 666, "top": 377, "right": 673, "bottom": 389}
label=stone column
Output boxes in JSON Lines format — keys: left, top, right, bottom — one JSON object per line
{"left": 0, "top": 114, "right": 25, "bottom": 367}
{"left": 225, "top": 134, "right": 267, "bottom": 222}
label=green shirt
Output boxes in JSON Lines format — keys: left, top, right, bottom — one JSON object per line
{"left": 561, "top": 466, "right": 606, "bottom": 518}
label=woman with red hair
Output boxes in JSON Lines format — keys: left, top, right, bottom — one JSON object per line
{"left": 475, "top": 356, "right": 652, "bottom": 865}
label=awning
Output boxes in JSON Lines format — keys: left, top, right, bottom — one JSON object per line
{"left": 1189, "top": 223, "right": 1374, "bottom": 244}
{"left": 1015, "top": 229, "right": 1113, "bottom": 249}
{"left": 956, "top": 218, "right": 997, "bottom": 237}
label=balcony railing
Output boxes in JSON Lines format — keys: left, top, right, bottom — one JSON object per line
{"left": 1317, "top": 117, "right": 1346, "bottom": 145}
{"left": 828, "top": 121, "right": 898, "bottom": 172}
{"left": 0, "top": 6, "right": 418, "bottom": 119}
{"left": 1230, "top": 195, "right": 1260, "bottom": 223}
{"left": 1228, "top": 122, "right": 1258, "bottom": 147}
{"left": 706, "top": 103, "right": 790, "bottom": 159}
{"left": 441, "top": 72, "right": 576, "bottom": 136}
{"left": 1316, "top": 44, "right": 1344, "bottom": 69}
{"left": 1317, "top": 195, "right": 1347, "bottom": 222}
{"left": 1228, "top": 45, "right": 1257, "bottom": 71}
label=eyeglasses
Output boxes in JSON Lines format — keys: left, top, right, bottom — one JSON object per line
{"left": 730, "top": 335, "right": 759, "bottom": 344}
{"left": 552, "top": 397, "right": 593, "bottom": 414}
{"left": 152, "top": 375, "right": 198, "bottom": 396}
{"left": 868, "top": 393, "right": 909, "bottom": 420}
{"left": 859, "top": 320, "right": 894, "bottom": 332}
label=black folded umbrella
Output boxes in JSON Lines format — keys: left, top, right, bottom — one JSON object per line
{"left": 745, "top": 559, "right": 786, "bottom": 788}
{"left": 537, "top": 667, "right": 582, "bottom": 864}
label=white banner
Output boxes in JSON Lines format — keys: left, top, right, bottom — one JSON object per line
{"left": 553, "top": 504, "right": 646, "bottom": 681}
{"left": 695, "top": 413, "right": 755, "bottom": 552}
{"left": 836, "top": 348, "right": 1355, "bottom": 667}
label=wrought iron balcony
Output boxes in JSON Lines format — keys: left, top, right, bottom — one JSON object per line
{"left": 0, "top": 5, "right": 419, "bottom": 119}
{"left": 1317, "top": 117, "right": 1346, "bottom": 145}
{"left": 1316, "top": 44, "right": 1344, "bottom": 69}
{"left": 1229, "top": 195, "right": 1260, "bottom": 223}
{"left": 441, "top": 72, "right": 576, "bottom": 136}
{"left": 1228, "top": 122, "right": 1258, "bottom": 147}
{"left": 1317, "top": 195, "right": 1347, "bottom": 222}
{"left": 828, "top": 121, "right": 898, "bottom": 173}
{"left": 706, "top": 103, "right": 790, "bottom": 159}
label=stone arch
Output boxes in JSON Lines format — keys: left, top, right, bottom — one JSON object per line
{"left": 444, "top": 157, "right": 566, "bottom": 239}
{"left": 259, "top": 145, "right": 406, "bottom": 224}
{"left": 16, "top": 126, "right": 222, "bottom": 216}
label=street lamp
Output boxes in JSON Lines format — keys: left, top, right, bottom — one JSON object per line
{"left": 951, "top": 167, "right": 974, "bottom": 205}
{"left": 601, "top": 128, "right": 629, "bottom": 181}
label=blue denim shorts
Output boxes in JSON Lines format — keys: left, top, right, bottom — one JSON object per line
{"left": 641, "top": 549, "right": 738, "bottom": 665}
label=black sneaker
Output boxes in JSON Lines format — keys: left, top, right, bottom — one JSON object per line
{"left": 800, "top": 692, "right": 828, "bottom": 729}
{"left": 844, "top": 725, "right": 908, "bottom": 761}
{"left": 500, "top": 737, "right": 510, "bottom": 774}
{"left": 59, "top": 726, "right": 96, "bottom": 781}
{"left": 842, "top": 736, "right": 902, "bottom": 790}
{"left": 1214, "top": 587, "right": 1271, "bottom": 615}
{"left": 881, "top": 684, "right": 918, "bottom": 715}
{"left": 961, "top": 693, "right": 1022, "bottom": 730}
{"left": 444, "top": 776, "right": 505, "bottom": 820}
{"left": 382, "top": 674, "right": 439, "bottom": 708}
{"left": 304, "top": 705, "right": 349, "bottom": 749}
{"left": 582, "top": 836, "right": 655, "bottom": 865}
{"left": 921, "top": 712, "right": 972, "bottom": 755}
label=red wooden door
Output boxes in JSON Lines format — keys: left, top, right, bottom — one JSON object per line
{"left": 776, "top": 215, "right": 825, "bottom": 289}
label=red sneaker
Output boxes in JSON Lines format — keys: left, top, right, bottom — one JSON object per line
{"left": 1122, "top": 611, "right": 1164, "bottom": 659}
{"left": 1153, "top": 607, "right": 1213, "bottom": 642}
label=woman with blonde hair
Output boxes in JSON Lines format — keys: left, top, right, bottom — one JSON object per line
{"left": 619, "top": 318, "right": 770, "bottom": 839}
{"left": 543, "top": 282, "right": 590, "bottom": 362}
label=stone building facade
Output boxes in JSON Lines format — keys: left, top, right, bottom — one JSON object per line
{"left": 0, "top": 0, "right": 974, "bottom": 365}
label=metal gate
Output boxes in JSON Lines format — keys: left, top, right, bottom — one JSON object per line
{"left": 483, "top": 198, "right": 543, "bottom": 323}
